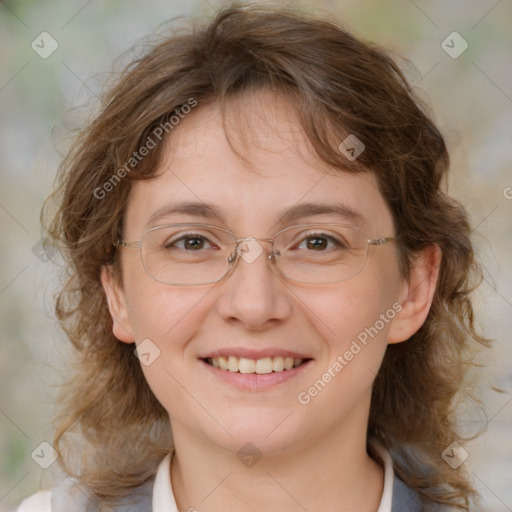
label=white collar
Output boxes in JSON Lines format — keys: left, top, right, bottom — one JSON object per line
{"left": 152, "top": 440, "right": 394, "bottom": 512}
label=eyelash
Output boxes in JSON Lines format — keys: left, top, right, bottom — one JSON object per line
{"left": 294, "top": 234, "right": 346, "bottom": 250}
{"left": 165, "top": 233, "right": 218, "bottom": 250}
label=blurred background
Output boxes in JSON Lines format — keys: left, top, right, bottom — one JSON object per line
{"left": 0, "top": 0, "right": 510, "bottom": 510}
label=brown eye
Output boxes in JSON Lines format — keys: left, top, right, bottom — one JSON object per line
{"left": 165, "top": 234, "right": 213, "bottom": 251}
{"left": 306, "top": 236, "right": 329, "bottom": 250}
{"left": 296, "top": 234, "right": 346, "bottom": 251}
{"left": 183, "top": 236, "right": 205, "bottom": 250}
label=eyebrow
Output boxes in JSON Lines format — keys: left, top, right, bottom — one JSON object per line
{"left": 277, "top": 202, "right": 368, "bottom": 228}
{"left": 146, "top": 201, "right": 225, "bottom": 227}
{"left": 145, "top": 200, "right": 368, "bottom": 229}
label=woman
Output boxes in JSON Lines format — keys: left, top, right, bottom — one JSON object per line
{"left": 18, "top": 4, "right": 488, "bottom": 511}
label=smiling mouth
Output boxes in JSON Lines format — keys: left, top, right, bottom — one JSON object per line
{"left": 203, "top": 356, "right": 310, "bottom": 374}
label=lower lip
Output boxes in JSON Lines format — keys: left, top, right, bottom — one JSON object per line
{"left": 200, "top": 359, "right": 313, "bottom": 391}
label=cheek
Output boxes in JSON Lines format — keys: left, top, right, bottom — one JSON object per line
{"left": 295, "top": 263, "right": 401, "bottom": 387}
{"left": 122, "top": 277, "right": 212, "bottom": 418}
{"left": 291, "top": 287, "right": 392, "bottom": 427}
{"left": 301, "top": 278, "right": 399, "bottom": 352}
{"left": 122, "top": 256, "right": 205, "bottom": 342}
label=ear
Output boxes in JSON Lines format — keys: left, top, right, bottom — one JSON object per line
{"left": 100, "top": 265, "right": 134, "bottom": 343}
{"left": 387, "top": 244, "right": 441, "bottom": 344}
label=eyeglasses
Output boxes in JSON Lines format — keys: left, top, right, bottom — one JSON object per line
{"left": 116, "top": 223, "right": 395, "bottom": 285}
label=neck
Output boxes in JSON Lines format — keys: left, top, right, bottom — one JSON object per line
{"left": 169, "top": 418, "right": 384, "bottom": 512}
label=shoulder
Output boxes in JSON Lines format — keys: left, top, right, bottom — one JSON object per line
{"left": 17, "top": 490, "right": 52, "bottom": 512}
{"left": 17, "top": 476, "right": 154, "bottom": 512}
{"left": 392, "top": 476, "right": 461, "bottom": 512}
{"left": 392, "top": 476, "right": 422, "bottom": 511}
{"left": 16, "top": 477, "right": 90, "bottom": 512}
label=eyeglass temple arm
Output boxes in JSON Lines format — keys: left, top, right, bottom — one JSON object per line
{"left": 368, "top": 236, "right": 395, "bottom": 247}
{"left": 116, "top": 240, "right": 141, "bottom": 248}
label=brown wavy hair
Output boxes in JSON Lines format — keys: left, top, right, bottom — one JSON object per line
{"left": 44, "top": 3, "right": 490, "bottom": 510}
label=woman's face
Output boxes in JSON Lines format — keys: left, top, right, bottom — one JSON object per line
{"left": 104, "top": 92, "right": 406, "bottom": 456}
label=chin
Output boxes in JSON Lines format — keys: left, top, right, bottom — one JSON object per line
{"left": 203, "top": 412, "right": 304, "bottom": 456}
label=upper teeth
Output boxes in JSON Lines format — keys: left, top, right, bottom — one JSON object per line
{"left": 209, "top": 356, "right": 304, "bottom": 374}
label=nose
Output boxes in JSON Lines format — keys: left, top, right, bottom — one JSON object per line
{"left": 215, "top": 238, "right": 293, "bottom": 330}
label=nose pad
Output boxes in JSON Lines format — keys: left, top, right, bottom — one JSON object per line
{"left": 268, "top": 250, "right": 278, "bottom": 265}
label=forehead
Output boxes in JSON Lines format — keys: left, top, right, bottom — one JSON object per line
{"left": 124, "top": 91, "right": 394, "bottom": 237}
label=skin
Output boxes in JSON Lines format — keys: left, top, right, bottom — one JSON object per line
{"left": 101, "top": 90, "right": 441, "bottom": 512}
